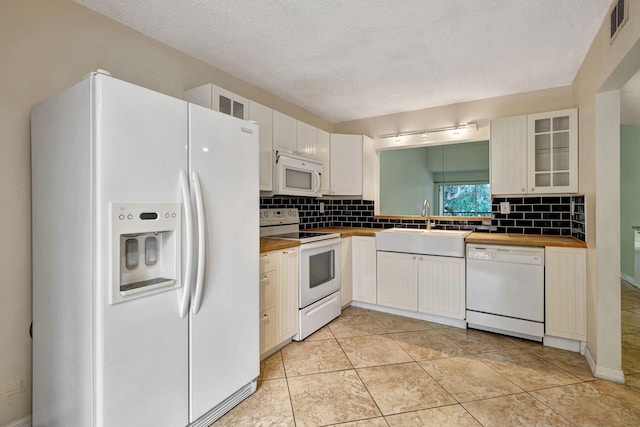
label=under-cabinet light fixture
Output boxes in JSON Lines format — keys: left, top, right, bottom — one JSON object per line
{"left": 380, "top": 121, "right": 478, "bottom": 140}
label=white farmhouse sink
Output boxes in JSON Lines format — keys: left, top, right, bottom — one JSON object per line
{"left": 375, "top": 228, "right": 472, "bottom": 257}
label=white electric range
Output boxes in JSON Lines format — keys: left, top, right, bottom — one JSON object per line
{"left": 260, "top": 208, "right": 342, "bottom": 340}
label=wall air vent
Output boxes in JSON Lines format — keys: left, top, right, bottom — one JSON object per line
{"left": 610, "top": 0, "right": 628, "bottom": 42}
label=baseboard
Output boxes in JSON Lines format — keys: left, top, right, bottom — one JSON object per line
{"left": 3, "top": 416, "right": 31, "bottom": 427}
{"left": 350, "top": 301, "right": 467, "bottom": 329}
{"left": 621, "top": 273, "right": 640, "bottom": 289}
{"left": 584, "top": 345, "right": 626, "bottom": 384}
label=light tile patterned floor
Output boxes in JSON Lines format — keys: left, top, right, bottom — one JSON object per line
{"left": 213, "top": 283, "right": 640, "bottom": 426}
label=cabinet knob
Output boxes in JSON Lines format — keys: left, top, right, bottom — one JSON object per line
{"left": 522, "top": 188, "right": 525, "bottom": 192}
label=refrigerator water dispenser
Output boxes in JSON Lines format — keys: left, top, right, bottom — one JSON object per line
{"left": 111, "top": 203, "right": 181, "bottom": 304}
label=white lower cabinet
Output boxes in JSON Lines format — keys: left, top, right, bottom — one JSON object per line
{"left": 341, "top": 237, "right": 353, "bottom": 307}
{"left": 376, "top": 250, "right": 465, "bottom": 319}
{"left": 545, "top": 246, "right": 586, "bottom": 341}
{"left": 352, "top": 236, "right": 377, "bottom": 304}
{"left": 376, "top": 251, "right": 418, "bottom": 311}
{"left": 418, "top": 256, "right": 465, "bottom": 319}
{"left": 259, "top": 248, "right": 299, "bottom": 358}
{"left": 276, "top": 248, "right": 299, "bottom": 344}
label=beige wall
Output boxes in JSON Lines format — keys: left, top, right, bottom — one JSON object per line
{"left": 0, "top": 0, "right": 329, "bottom": 423}
{"left": 573, "top": 0, "right": 640, "bottom": 380}
{"left": 332, "top": 86, "right": 574, "bottom": 137}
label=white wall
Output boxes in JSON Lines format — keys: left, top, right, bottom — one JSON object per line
{"left": 0, "top": 1, "right": 329, "bottom": 423}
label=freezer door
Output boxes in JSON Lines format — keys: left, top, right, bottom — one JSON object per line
{"left": 94, "top": 74, "right": 189, "bottom": 426}
{"left": 188, "top": 104, "right": 260, "bottom": 422}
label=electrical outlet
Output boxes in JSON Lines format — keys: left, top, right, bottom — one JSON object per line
{"left": 500, "top": 201, "right": 511, "bottom": 215}
{"left": 319, "top": 202, "right": 325, "bottom": 214}
{"left": 570, "top": 200, "right": 575, "bottom": 216}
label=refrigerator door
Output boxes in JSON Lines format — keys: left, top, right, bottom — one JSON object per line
{"left": 188, "top": 104, "right": 260, "bottom": 423}
{"left": 94, "top": 74, "right": 189, "bottom": 426}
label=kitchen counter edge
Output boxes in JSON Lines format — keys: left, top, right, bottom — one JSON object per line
{"left": 308, "top": 227, "right": 587, "bottom": 248}
{"left": 260, "top": 238, "right": 301, "bottom": 254}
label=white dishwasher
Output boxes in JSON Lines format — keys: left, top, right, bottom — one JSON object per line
{"left": 466, "top": 244, "right": 545, "bottom": 341}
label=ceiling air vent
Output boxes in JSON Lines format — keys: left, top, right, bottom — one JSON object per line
{"left": 610, "top": 0, "right": 628, "bottom": 41}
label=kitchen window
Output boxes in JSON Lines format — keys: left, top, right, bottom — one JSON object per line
{"left": 438, "top": 183, "right": 491, "bottom": 216}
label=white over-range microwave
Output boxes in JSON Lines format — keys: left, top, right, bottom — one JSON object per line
{"left": 274, "top": 151, "right": 323, "bottom": 197}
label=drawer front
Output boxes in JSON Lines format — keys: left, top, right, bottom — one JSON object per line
{"left": 260, "top": 307, "right": 276, "bottom": 355}
{"left": 259, "top": 270, "right": 276, "bottom": 311}
{"left": 259, "top": 252, "right": 276, "bottom": 274}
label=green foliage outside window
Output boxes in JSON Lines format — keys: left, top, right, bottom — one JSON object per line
{"left": 439, "top": 184, "right": 491, "bottom": 216}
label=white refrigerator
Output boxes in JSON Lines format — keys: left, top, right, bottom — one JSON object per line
{"left": 31, "top": 71, "right": 259, "bottom": 426}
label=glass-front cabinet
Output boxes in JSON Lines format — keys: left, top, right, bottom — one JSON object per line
{"left": 527, "top": 109, "right": 578, "bottom": 193}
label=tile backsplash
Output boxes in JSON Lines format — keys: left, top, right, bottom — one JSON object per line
{"left": 260, "top": 194, "right": 587, "bottom": 242}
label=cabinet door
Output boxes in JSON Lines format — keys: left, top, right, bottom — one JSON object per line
{"left": 184, "top": 83, "right": 248, "bottom": 119}
{"left": 273, "top": 110, "right": 297, "bottom": 153}
{"left": 260, "top": 307, "right": 276, "bottom": 356}
{"left": 376, "top": 251, "right": 418, "bottom": 311}
{"left": 490, "top": 115, "right": 527, "bottom": 195}
{"left": 316, "top": 129, "right": 331, "bottom": 195}
{"left": 362, "top": 135, "right": 376, "bottom": 200}
{"left": 249, "top": 101, "right": 274, "bottom": 191}
{"left": 259, "top": 270, "right": 276, "bottom": 311}
{"left": 297, "top": 121, "right": 317, "bottom": 159}
{"left": 330, "top": 134, "right": 363, "bottom": 196}
{"left": 352, "top": 236, "right": 377, "bottom": 304}
{"left": 276, "top": 248, "right": 299, "bottom": 343}
{"left": 340, "top": 237, "right": 353, "bottom": 306}
{"left": 527, "top": 109, "right": 578, "bottom": 193}
{"left": 545, "top": 247, "right": 586, "bottom": 340}
{"left": 418, "top": 256, "right": 465, "bottom": 319}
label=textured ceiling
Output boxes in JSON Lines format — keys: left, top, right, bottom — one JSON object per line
{"left": 75, "top": 0, "right": 611, "bottom": 124}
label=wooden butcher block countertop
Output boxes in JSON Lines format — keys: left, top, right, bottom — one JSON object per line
{"left": 309, "top": 227, "right": 378, "bottom": 237}
{"left": 259, "top": 238, "right": 300, "bottom": 254}
{"left": 466, "top": 232, "right": 587, "bottom": 248}
{"left": 262, "top": 228, "right": 586, "bottom": 252}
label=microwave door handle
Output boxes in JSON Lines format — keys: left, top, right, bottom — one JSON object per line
{"left": 313, "top": 171, "right": 321, "bottom": 193}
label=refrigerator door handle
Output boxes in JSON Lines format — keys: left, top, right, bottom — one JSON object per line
{"left": 191, "top": 170, "right": 206, "bottom": 314}
{"left": 179, "top": 170, "right": 194, "bottom": 318}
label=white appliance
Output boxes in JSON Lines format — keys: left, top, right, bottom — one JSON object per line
{"left": 31, "top": 71, "right": 259, "bottom": 427}
{"left": 466, "top": 244, "right": 545, "bottom": 341}
{"left": 274, "top": 151, "right": 323, "bottom": 197}
{"left": 259, "top": 209, "right": 342, "bottom": 340}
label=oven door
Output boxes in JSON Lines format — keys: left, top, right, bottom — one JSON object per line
{"left": 299, "top": 239, "right": 341, "bottom": 308}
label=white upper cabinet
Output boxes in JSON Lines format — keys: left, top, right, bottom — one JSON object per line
{"left": 184, "top": 83, "right": 248, "bottom": 120}
{"left": 296, "top": 121, "right": 317, "bottom": 159}
{"left": 491, "top": 115, "right": 528, "bottom": 195}
{"left": 362, "top": 135, "right": 375, "bottom": 200}
{"left": 490, "top": 108, "right": 578, "bottom": 195}
{"left": 316, "top": 129, "right": 331, "bottom": 195}
{"left": 249, "top": 101, "right": 274, "bottom": 192}
{"left": 272, "top": 110, "right": 297, "bottom": 153}
{"left": 527, "top": 109, "right": 578, "bottom": 193}
{"left": 330, "top": 134, "right": 363, "bottom": 196}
